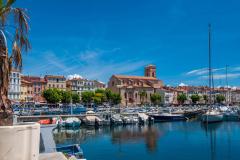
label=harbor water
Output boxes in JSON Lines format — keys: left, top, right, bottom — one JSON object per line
{"left": 53, "top": 121, "right": 240, "bottom": 160}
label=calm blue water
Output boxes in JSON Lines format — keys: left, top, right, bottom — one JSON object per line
{"left": 53, "top": 121, "right": 240, "bottom": 160}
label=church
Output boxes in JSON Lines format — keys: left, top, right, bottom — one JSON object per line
{"left": 108, "top": 64, "right": 163, "bottom": 106}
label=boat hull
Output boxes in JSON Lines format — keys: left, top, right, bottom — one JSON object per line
{"left": 201, "top": 114, "right": 223, "bottom": 123}
{"left": 151, "top": 114, "right": 186, "bottom": 122}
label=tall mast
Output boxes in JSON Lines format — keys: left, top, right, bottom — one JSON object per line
{"left": 208, "top": 24, "right": 212, "bottom": 107}
{"left": 226, "top": 65, "right": 229, "bottom": 106}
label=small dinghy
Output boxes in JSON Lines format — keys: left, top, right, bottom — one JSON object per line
{"left": 56, "top": 144, "right": 86, "bottom": 160}
{"left": 62, "top": 117, "right": 81, "bottom": 128}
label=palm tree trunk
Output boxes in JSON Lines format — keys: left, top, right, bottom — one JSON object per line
{"left": 0, "top": 30, "right": 13, "bottom": 126}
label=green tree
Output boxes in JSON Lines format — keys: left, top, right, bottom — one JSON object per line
{"left": 150, "top": 93, "right": 162, "bottom": 105}
{"left": 0, "top": 0, "right": 31, "bottom": 125}
{"left": 61, "top": 91, "right": 72, "bottom": 104}
{"left": 139, "top": 90, "right": 147, "bottom": 105}
{"left": 95, "top": 89, "right": 105, "bottom": 94}
{"left": 72, "top": 93, "right": 80, "bottom": 104}
{"left": 111, "top": 93, "right": 121, "bottom": 105}
{"left": 203, "top": 95, "right": 208, "bottom": 104}
{"left": 105, "top": 89, "right": 113, "bottom": 103}
{"left": 190, "top": 94, "right": 200, "bottom": 104}
{"left": 216, "top": 94, "right": 225, "bottom": 104}
{"left": 43, "top": 89, "right": 62, "bottom": 104}
{"left": 177, "top": 93, "right": 187, "bottom": 104}
{"left": 93, "top": 92, "right": 106, "bottom": 105}
{"left": 81, "top": 91, "right": 94, "bottom": 105}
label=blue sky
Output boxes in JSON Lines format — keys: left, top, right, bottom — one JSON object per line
{"left": 15, "top": 0, "right": 240, "bottom": 86}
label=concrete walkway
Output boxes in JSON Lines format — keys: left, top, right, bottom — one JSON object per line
{"left": 39, "top": 152, "right": 67, "bottom": 160}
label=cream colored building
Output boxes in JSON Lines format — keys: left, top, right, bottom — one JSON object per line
{"left": 108, "top": 65, "right": 163, "bottom": 106}
{"left": 20, "top": 79, "right": 33, "bottom": 102}
{"left": 44, "top": 75, "right": 66, "bottom": 91}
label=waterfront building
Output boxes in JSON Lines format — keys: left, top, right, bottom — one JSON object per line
{"left": 157, "top": 87, "right": 179, "bottom": 105}
{"left": 22, "top": 76, "right": 47, "bottom": 103}
{"left": 44, "top": 75, "right": 66, "bottom": 91}
{"left": 231, "top": 89, "right": 240, "bottom": 105}
{"left": 66, "top": 78, "right": 106, "bottom": 97}
{"left": 20, "top": 79, "right": 33, "bottom": 102}
{"left": 8, "top": 69, "right": 21, "bottom": 101}
{"left": 108, "top": 64, "right": 163, "bottom": 106}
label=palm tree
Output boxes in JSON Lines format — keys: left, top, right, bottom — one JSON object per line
{"left": 139, "top": 90, "right": 147, "bottom": 105}
{"left": 0, "top": 0, "right": 30, "bottom": 125}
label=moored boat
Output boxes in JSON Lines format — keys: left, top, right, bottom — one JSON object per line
{"left": 56, "top": 144, "right": 86, "bottom": 160}
{"left": 201, "top": 110, "right": 223, "bottom": 123}
{"left": 150, "top": 113, "right": 187, "bottom": 122}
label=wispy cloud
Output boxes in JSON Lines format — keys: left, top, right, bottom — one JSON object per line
{"left": 23, "top": 47, "right": 150, "bottom": 82}
{"left": 186, "top": 67, "right": 225, "bottom": 76}
{"left": 201, "top": 73, "right": 240, "bottom": 80}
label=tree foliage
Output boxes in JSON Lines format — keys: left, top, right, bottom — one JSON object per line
{"left": 43, "top": 88, "right": 62, "bottom": 104}
{"left": 61, "top": 91, "right": 72, "bottom": 104}
{"left": 111, "top": 93, "right": 122, "bottom": 105}
{"left": 216, "top": 94, "right": 225, "bottom": 103}
{"left": 72, "top": 93, "right": 80, "bottom": 104}
{"left": 81, "top": 91, "right": 94, "bottom": 104}
{"left": 190, "top": 94, "right": 200, "bottom": 104}
{"left": 150, "top": 93, "right": 161, "bottom": 105}
{"left": 177, "top": 93, "right": 187, "bottom": 104}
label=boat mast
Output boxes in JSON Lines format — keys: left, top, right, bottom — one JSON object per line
{"left": 208, "top": 24, "right": 212, "bottom": 108}
{"left": 226, "top": 65, "right": 229, "bottom": 106}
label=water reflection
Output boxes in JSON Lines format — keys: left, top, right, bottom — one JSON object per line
{"left": 53, "top": 125, "right": 162, "bottom": 152}
{"left": 52, "top": 122, "right": 240, "bottom": 160}
{"left": 111, "top": 125, "right": 162, "bottom": 152}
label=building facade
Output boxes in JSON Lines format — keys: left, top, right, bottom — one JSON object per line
{"left": 108, "top": 65, "right": 163, "bottom": 106}
{"left": 44, "top": 75, "right": 66, "bottom": 91}
{"left": 20, "top": 79, "right": 33, "bottom": 102}
{"left": 8, "top": 69, "right": 21, "bottom": 101}
{"left": 67, "top": 78, "right": 106, "bottom": 97}
{"left": 22, "top": 76, "right": 47, "bottom": 103}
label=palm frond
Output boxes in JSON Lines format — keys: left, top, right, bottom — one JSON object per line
{"left": 11, "top": 41, "right": 22, "bottom": 71}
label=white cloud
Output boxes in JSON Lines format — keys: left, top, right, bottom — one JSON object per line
{"left": 67, "top": 74, "right": 83, "bottom": 80}
{"left": 179, "top": 82, "right": 188, "bottom": 87}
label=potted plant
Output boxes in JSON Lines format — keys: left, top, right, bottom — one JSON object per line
{"left": 0, "top": 1, "right": 40, "bottom": 160}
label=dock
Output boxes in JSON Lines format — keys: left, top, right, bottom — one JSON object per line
{"left": 17, "top": 114, "right": 95, "bottom": 123}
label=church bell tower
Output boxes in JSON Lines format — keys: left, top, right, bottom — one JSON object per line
{"left": 144, "top": 64, "right": 156, "bottom": 78}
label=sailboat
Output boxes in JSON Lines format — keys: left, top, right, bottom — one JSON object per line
{"left": 201, "top": 24, "right": 223, "bottom": 123}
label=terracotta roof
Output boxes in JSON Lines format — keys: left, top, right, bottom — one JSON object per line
{"left": 113, "top": 75, "right": 158, "bottom": 80}
{"left": 22, "top": 76, "right": 47, "bottom": 83}
{"left": 21, "top": 79, "right": 32, "bottom": 85}
{"left": 44, "top": 75, "right": 66, "bottom": 79}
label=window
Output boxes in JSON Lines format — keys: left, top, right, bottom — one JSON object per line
{"left": 112, "top": 81, "right": 114, "bottom": 86}
{"left": 135, "top": 93, "right": 137, "bottom": 99}
{"left": 49, "top": 84, "right": 51, "bottom": 87}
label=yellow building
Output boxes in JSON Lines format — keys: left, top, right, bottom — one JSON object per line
{"left": 20, "top": 79, "right": 33, "bottom": 102}
{"left": 44, "top": 75, "right": 66, "bottom": 91}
